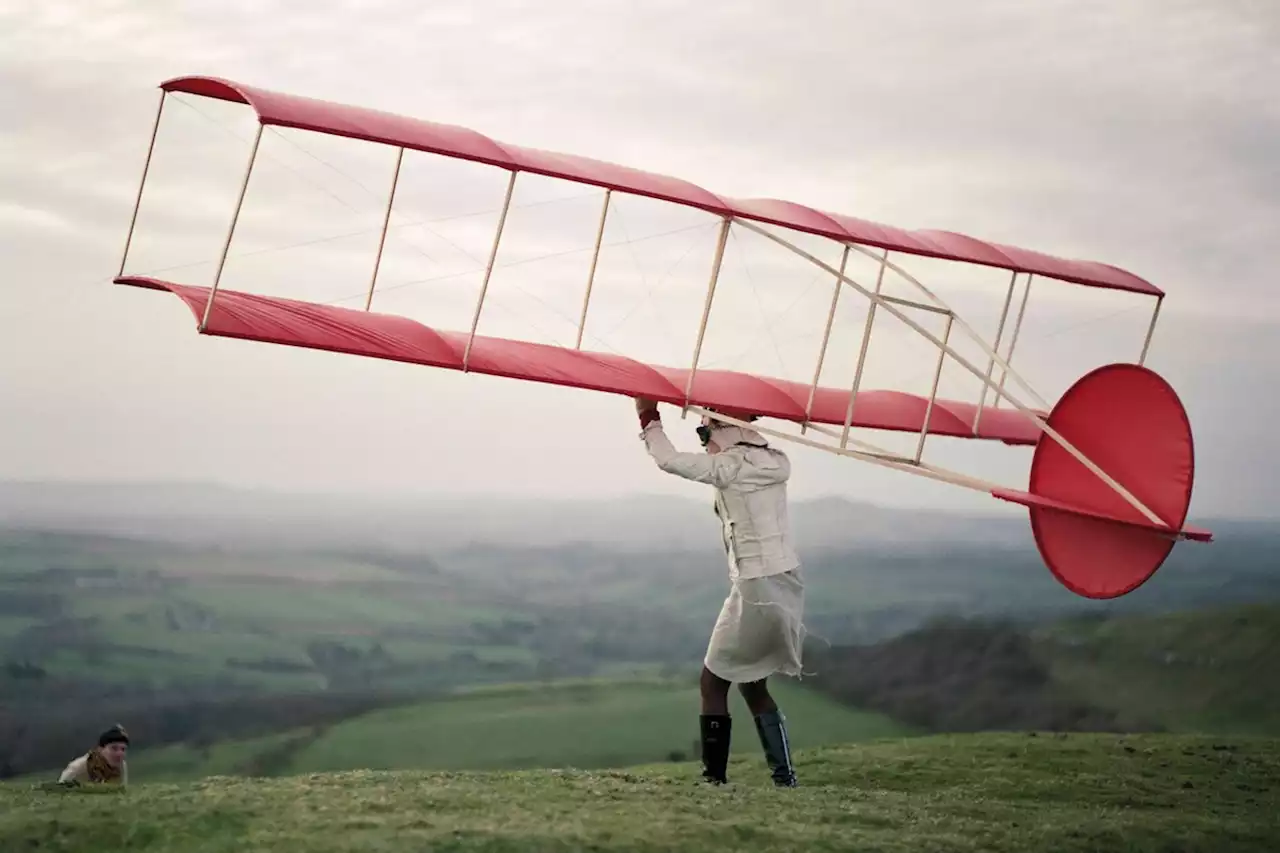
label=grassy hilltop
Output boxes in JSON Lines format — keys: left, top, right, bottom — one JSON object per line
{"left": 4, "top": 733, "right": 1278, "bottom": 852}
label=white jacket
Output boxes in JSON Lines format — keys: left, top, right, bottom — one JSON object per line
{"left": 641, "top": 420, "right": 800, "bottom": 580}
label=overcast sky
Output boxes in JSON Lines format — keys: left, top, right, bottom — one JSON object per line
{"left": 1, "top": 0, "right": 1276, "bottom": 522}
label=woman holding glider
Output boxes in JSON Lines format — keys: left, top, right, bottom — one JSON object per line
{"left": 634, "top": 398, "right": 804, "bottom": 787}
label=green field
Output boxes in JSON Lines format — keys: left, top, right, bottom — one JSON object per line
{"left": 113, "top": 676, "right": 911, "bottom": 783}
{"left": 0, "top": 532, "right": 705, "bottom": 693}
{"left": 6, "top": 733, "right": 1278, "bottom": 852}
{"left": 1034, "top": 602, "right": 1280, "bottom": 735}
{"left": 0, "top": 615, "right": 42, "bottom": 638}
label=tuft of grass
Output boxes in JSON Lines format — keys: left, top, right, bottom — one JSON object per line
{"left": 3, "top": 733, "right": 1277, "bottom": 852}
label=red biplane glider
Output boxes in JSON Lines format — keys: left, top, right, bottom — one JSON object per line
{"left": 112, "top": 75, "right": 1212, "bottom": 600}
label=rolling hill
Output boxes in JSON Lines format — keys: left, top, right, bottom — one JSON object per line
{"left": 802, "top": 601, "right": 1280, "bottom": 739}
{"left": 1033, "top": 603, "right": 1280, "bottom": 735}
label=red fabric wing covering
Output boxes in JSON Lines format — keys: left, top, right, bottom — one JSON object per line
{"left": 152, "top": 282, "right": 467, "bottom": 368}
{"left": 992, "top": 363, "right": 1210, "bottom": 599}
{"left": 117, "top": 276, "right": 1042, "bottom": 444}
{"left": 458, "top": 335, "right": 686, "bottom": 400}
{"left": 157, "top": 75, "right": 1163, "bottom": 298}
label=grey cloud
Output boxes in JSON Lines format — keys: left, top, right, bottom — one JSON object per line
{"left": 1, "top": 0, "right": 1277, "bottom": 520}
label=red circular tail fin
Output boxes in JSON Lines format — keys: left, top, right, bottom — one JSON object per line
{"left": 993, "top": 363, "right": 1209, "bottom": 599}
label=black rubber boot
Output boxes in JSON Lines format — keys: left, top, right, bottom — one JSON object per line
{"left": 699, "top": 714, "right": 731, "bottom": 784}
{"left": 754, "top": 709, "right": 797, "bottom": 787}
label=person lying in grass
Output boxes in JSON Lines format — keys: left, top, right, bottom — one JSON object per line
{"left": 57, "top": 724, "right": 130, "bottom": 786}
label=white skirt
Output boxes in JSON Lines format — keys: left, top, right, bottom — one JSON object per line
{"left": 703, "top": 569, "right": 806, "bottom": 683}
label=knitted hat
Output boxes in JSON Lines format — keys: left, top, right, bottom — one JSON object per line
{"left": 98, "top": 725, "right": 129, "bottom": 748}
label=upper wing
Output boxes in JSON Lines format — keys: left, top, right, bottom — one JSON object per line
{"left": 155, "top": 74, "right": 1163, "bottom": 298}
